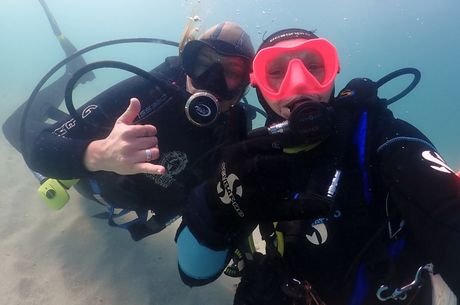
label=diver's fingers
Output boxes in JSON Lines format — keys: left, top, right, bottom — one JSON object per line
{"left": 132, "top": 136, "right": 159, "bottom": 150}
{"left": 124, "top": 124, "right": 158, "bottom": 138}
{"left": 116, "top": 98, "right": 141, "bottom": 125}
{"left": 132, "top": 163, "right": 166, "bottom": 175}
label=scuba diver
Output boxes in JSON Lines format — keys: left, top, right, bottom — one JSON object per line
{"left": 2, "top": 0, "right": 95, "bottom": 152}
{"left": 175, "top": 28, "right": 460, "bottom": 305}
{"left": 22, "top": 20, "right": 256, "bottom": 241}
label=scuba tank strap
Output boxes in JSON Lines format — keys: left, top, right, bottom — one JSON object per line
{"left": 87, "top": 179, "right": 111, "bottom": 207}
{"left": 83, "top": 178, "right": 169, "bottom": 241}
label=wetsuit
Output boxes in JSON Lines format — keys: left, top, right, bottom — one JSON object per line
{"left": 24, "top": 56, "right": 249, "bottom": 240}
{"left": 176, "top": 98, "right": 460, "bottom": 304}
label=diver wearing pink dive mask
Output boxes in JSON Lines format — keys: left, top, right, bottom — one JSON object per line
{"left": 251, "top": 29, "right": 340, "bottom": 124}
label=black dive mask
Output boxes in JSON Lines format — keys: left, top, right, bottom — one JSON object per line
{"left": 190, "top": 63, "right": 241, "bottom": 101}
{"left": 182, "top": 40, "right": 249, "bottom": 101}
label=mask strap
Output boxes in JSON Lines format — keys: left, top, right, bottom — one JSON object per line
{"left": 209, "top": 23, "right": 246, "bottom": 54}
{"left": 210, "top": 23, "right": 225, "bottom": 40}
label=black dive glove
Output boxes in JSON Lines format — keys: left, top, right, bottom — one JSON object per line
{"left": 183, "top": 134, "right": 334, "bottom": 250}
{"left": 182, "top": 135, "right": 284, "bottom": 249}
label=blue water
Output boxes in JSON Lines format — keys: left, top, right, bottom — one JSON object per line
{"left": 1, "top": 0, "right": 459, "bottom": 167}
{"left": 0, "top": 0, "right": 459, "bottom": 304}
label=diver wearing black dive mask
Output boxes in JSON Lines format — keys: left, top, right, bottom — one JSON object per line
{"left": 23, "top": 21, "right": 256, "bottom": 242}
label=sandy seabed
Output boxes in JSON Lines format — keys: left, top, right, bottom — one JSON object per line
{"left": 0, "top": 131, "right": 239, "bottom": 305}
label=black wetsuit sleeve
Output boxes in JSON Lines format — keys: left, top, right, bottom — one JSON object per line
{"left": 24, "top": 57, "right": 181, "bottom": 179}
{"left": 374, "top": 111, "right": 460, "bottom": 295}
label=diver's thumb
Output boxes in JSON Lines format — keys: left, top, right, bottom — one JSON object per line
{"left": 117, "top": 98, "right": 141, "bottom": 125}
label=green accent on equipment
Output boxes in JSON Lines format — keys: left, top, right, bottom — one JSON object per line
{"left": 34, "top": 172, "right": 79, "bottom": 210}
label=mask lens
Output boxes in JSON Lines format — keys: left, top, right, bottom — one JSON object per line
{"left": 190, "top": 46, "right": 221, "bottom": 78}
{"left": 182, "top": 40, "right": 250, "bottom": 99}
{"left": 265, "top": 50, "right": 326, "bottom": 92}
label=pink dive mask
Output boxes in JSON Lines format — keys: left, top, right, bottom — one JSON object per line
{"left": 250, "top": 38, "right": 340, "bottom": 102}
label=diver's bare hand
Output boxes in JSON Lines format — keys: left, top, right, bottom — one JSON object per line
{"left": 83, "top": 97, "right": 166, "bottom": 175}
